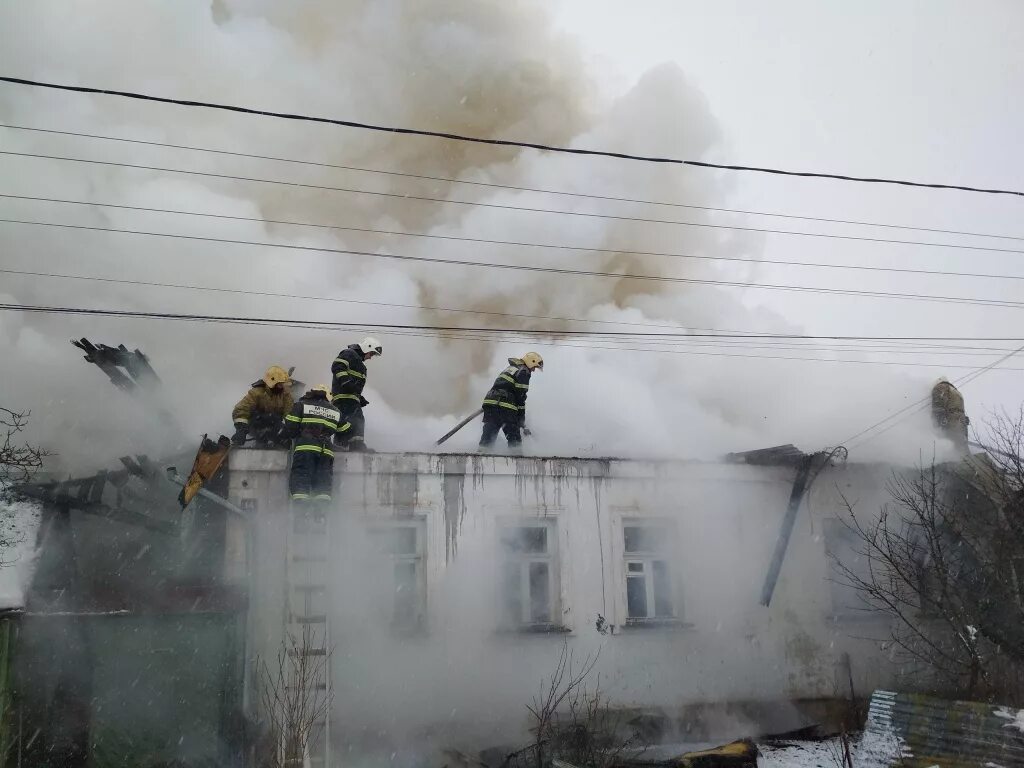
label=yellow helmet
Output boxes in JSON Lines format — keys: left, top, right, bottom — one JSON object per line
{"left": 262, "top": 365, "right": 291, "bottom": 388}
{"left": 310, "top": 384, "right": 330, "bottom": 396}
{"left": 521, "top": 352, "right": 544, "bottom": 371}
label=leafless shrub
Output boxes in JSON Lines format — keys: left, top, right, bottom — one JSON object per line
{"left": 507, "top": 641, "right": 644, "bottom": 768}
{"left": 0, "top": 407, "right": 48, "bottom": 499}
{"left": 256, "top": 631, "right": 333, "bottom": 768}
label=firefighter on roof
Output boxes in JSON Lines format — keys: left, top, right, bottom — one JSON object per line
{"left": 479, "top": 352, "right": 543, "bottom": 452}
{"left": 331, "top": 336, "right": 381, "bottom": 452}
{"left": 279, "top": 384, "right": 351, "bottom": 503}
{"left": 231, "top": 365, "right": 294, "bottom": 446}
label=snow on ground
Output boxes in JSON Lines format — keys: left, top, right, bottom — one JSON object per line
{"left": 759, "top": 733, "right": 904, "bottom": 768}
{"left": 758, "top": 740, "right": 847, "bottom": 768}
{"left": 0, "top": 499, "right": 42, "bottom": 609}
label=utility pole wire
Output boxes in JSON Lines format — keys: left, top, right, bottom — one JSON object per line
{"left": 1, "top": 76, "right": 1022, "bottom": 198}
{"left": 4, "top": 123, "right": 1022, "bottom": 243}
{"left": 3, "top": 217, "right": 1024, "bottom": 310}
{"left": 3, "top": 302, "right": 1023, "bottom": 372}
{"left": 5, "top": 265, "right": 1023, "bottom": 354}
{"left": 6, "top": 194, "right": 1024, "bottom": 282}
{"left": 5, "top": 150, "right": 1024, "bottom": 256}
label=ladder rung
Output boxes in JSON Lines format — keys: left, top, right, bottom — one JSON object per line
{"left": 292, "top": 615, "right": 327, "bottom": 624}
{"left": 292, "top": 584, "right": 327, "bottom": 592}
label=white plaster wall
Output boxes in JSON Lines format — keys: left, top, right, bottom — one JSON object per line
{"left": 228, "top": 451, "right": 899, "bottom": 752}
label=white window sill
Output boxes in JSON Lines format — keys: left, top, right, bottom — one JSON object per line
{"left": 623, "top": 617, "right": 693, "bottom": 630}
{"left": 496, "top": 623, "right": 572, "bottom": 635}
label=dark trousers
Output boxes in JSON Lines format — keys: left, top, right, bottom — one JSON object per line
{"left": 479, "top": 408, "right": 522, "bottom": 447}
{"left": 289, "top": 449, "right": 334, "bottom": 501}
{"left": 336, "top": 403, "right": 365, "bottom": 445}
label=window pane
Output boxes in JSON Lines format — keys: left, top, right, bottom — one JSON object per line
{"left": 627, "top": 561, "right": 644, "bottom": 574}
{"left": 529, "top": 562, "right": 551, "bottom": 623}
{"left": 624, "top": 525, "right": 667, "bottom": 553}
{"left": 393, "top": 561, "right": 418, "bottom": 627}
{"left": 626, "top": 575, "right": 648, "bottom": 618}
{"left": 373, "top": 527, "right": 417, "bottom": 555}
{"left": 501, "top": 526, "right": 547, "bottom": 554}
{"left": 502, "top": 562, "right": 523, "bottom": 625}
{"left": 652, "top": 560, "right": 673, "bottom": 617}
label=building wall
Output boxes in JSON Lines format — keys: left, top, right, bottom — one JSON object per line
{"left": 228, "top": 451, "right": 898, "bottom": 752}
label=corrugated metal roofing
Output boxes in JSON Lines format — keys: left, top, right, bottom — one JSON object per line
{"left": 866, "top": 689, "right": 1024, "bottom": 767}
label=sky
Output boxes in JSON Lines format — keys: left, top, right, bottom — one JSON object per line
{"left": 0, "top": 0, "right": 1022, "bottom": 471}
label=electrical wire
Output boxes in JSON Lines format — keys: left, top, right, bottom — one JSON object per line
{"left": 2, "top": 76, "right": 1022, "bottom": 198}
{"left": 838, "top": 342, "right": 1024, "bottom": 450}
{"left": 3, "top": 302, "right": 1024, "bottom": 372}
{"left": 3, "top": 266, "right": 1023, "bottom": 355}
{"left": 5, "top": 193, "right": 1024, "bottom": 282}
{"left": 4, "top": 218, "right": 1024, "bottom": 310}
{"left": 6, "top": 150, "right": 1024, "bottom": 256}
{"left": 4, "top": 122, "right": 1023, "bottom": 243}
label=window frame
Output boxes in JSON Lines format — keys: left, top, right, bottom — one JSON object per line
{"left": 619, "top": 518, "right": 681, "bottom": 626}
{"left": 496, "top": 518, "right": 562, "bottom": 631}
{"left": 365, "top": 518, "right": 427, "bottom": 632}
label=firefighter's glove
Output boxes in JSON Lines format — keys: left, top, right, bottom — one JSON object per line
{"left": 231, "top": 424, "right": 248, "bottom": 446}
{"left": 522, "top": 427, "right": 533, "bottom": 437}
{"left": 359, "top": 395, "right": 369, "bottom": 408}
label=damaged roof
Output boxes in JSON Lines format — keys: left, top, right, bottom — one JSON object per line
{"left": 723, "top": 444, "right": 807, "bottom": 467}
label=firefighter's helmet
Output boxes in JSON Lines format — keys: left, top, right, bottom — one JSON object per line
{"left": 310, "top": 384, "right": 330, "bottom": 397}
{"left": 262, "top": 365, "right": 291, "bottom": 388}
{"left": 358, "top": 336, "right": 383, "bottom": 358}
{"left": 521, "top": 352, "right": 544, "bottom": 371}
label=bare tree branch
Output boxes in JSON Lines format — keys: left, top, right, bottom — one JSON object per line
{"left": 830, "top": 411, "right": 1024, "bottom": 704}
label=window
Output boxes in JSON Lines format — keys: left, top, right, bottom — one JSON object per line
{"left": 368, "top": 523, "right": 425, "bottom": 631}
{"left": 824, "top": 519, "right": 875, "bottom": 620}
{"left": 499, "top": 523, "right": 558, "bottom": 629}
{"left": 623, "top": 523, "right": 676, "bottom": 622}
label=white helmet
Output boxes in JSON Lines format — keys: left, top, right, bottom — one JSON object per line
{"left": 358, "top": 336, "right": 383, "bottom": 357}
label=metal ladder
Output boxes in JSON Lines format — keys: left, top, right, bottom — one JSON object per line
{"left": 286, "top": 505, "right": 332, "bottom": 768}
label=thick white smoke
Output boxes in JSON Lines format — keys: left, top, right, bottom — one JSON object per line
{"left": 0, "top": 0, "right": 948, "bottom": 473}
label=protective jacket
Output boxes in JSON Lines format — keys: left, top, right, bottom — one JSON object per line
{"left": 279, "top": 390, "right": 350, "bottom": 458}
{"left": 232, "top": 381, "right": 294, "bottom": 426}
{"left": 482, "top": 358, "right": 531, "bottom": 421}
{"left": 331, "top": 345, "right": 368, "bottom": 411}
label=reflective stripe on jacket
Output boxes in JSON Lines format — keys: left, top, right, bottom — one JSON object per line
{"left": 482, "top": 358, "right": 531, "bottom": 415}
{"left": 279, "top": 391, "right": 350, "bottom": 456}
{"left": 331, "top": 345, "right": 367, "bottom": 405}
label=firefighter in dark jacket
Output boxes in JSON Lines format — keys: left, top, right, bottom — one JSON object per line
{"left": 330, "top": 336, "right": 382, "bottom": 452}
{"left": 231, "top": 365, "right": 294, "bottom": 446}
{"left": 479, "top": 352, "right": 543, "bottom": 451}
{"left": 279, "top": 385, "right": 351, "bottom": 502}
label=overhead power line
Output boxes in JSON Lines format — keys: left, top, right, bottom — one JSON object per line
{"left": 4, "top": 123, "right": 1023, "bottom": 243}
{"left": 3, "top": 302, "right": 1023, "bottom": 372}
{"left": 6, "top": 150, "right": 1024, "bottom": 256}
{"left": 4, "top": 217, "right": 1024, "bottom": 310}
{"left": 6, "top": 194, "right": 1024, "bottom": 282}
{"left": 2, "top": 76, "right": 1022, "bottom": 198}
{"left": 6, "top": 266, "right": 1024, "bottom": 355}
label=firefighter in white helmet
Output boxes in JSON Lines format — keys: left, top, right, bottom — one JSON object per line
{"left": 330, "top": 337, "right": 382, "bottom": 452}
{"left": 231, "top": 365, "right": 294, "bottom": 446}
{"left": 479, "top": 352, "right": 543, "bottom": 452}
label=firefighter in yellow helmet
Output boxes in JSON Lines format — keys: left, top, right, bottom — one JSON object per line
{"left": 231, "top": 365, "right": 294, "bottom": 446}
{"left": 479, "top": 352, "right": 543, "bottom": 451}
